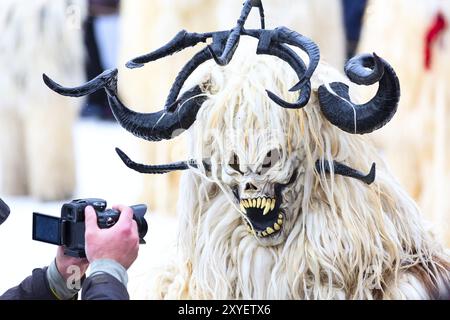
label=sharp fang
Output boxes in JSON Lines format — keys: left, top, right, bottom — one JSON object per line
{"left": 270, "top": 199, "right": 276, "bottom": 210}
{"left": 240, "top": 203, "right": 246, "bottom": 213}
{"left": 261, "top": 198, "right": 267, "bottom": 208}
{"left": 274, "top": 223, "right": 281, "bottom": 231}
{"left": 263, "top": 203, "right": 270, "bottom": 215}
{"left": 252, "top": 199, "right": 257, "bottom": 207}
{"left": 277, "top": 219, "right": 283, "bottom": 225}
{"left": 262, "top": 231, "right": 268, "bottom": 237}
{"left": 257, "top": 197, "right": 261, "bottom": 208}
{"left": 266, "top": 227, "right": 274, "bottom": 234}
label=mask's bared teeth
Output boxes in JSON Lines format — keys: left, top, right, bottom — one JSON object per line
{"left": 244, "top": 199, "right": 249, "bottom": 208}
{"left": 278, "top": 214, "right": 283, "bottom": 219}
{"left": 262, "top": 199, "right": 270, "bottom": 215}
{"left": 261, "top": 197, "right": 267, "bottom": 209}
{"left": 253, "top": 199, "right": 257, "bottom": 207}
{"left": 256, "top": 197, "right": 261, "bottom": 208}
{"left": 262, "top": 231, "right": 268, "bottom": 237}
{"left": 277, "top": 218, "right": 283, "bottom": 225}
{"left": 266, "top": 227, "right": 274, "bottom": 235}
{"left": 274, "top": 223, "right": 281, "bottom": 231}
{"left": 270, "top": 198, "right": 276, "bottom": 210}
{"left": 240, "top": 201, "right": 246, "bottom": 213}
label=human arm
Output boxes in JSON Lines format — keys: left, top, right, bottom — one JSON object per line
{"left": 81, "top": 205, "right": 139, "bottom": 300}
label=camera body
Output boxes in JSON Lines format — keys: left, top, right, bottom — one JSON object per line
{"left": 33, "top": 198, "right": 148, "bottom": 258}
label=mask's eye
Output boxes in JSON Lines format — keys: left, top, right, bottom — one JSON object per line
{"left": 229, "top": 153, "right": 243, "bottom": 174}
{"left": 260, "top": 149, "right": 280, "bottom": 174}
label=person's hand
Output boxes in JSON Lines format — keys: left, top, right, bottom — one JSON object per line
{"left": 55, "top": 246, "right": 89, "bottom": 281}
{"left": 84, "top": 205, "right": 139, "bottom": 269}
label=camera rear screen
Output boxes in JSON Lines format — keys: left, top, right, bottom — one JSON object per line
{"left": 33, "top": 213, "right": 62, "bottom": 245}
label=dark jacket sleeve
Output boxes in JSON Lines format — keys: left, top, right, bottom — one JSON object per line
{"left": 81, "top": 273, "right": 129, "bottom": 300}
{"left": 0, "top": 267, "right": 57, "bottom": 300}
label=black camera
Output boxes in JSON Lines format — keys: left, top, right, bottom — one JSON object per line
{"left": 32, "top": 198, "right": 148, "bottom": 258}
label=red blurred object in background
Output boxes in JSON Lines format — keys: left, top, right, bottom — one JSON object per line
{"left": 424, "top": 12, "right": 447, "bottom": 70}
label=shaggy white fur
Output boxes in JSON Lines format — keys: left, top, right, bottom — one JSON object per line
{"left": 0, "top": 0, "right": 86, "bottom": 200}
{"left": 151, "top": 41, "right": 449, "bottom": 299}
{"left": 358, "top": 0, "right": 450, "bottom": 246}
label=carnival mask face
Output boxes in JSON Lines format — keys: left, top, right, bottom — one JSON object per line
{"left": 220, "top": 148, "right": 302, "bottom": 246}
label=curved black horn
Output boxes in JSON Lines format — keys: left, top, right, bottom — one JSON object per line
{"left": 43, "top": 69, "right": 118, "bottom": 97}
{"left": 208, "top": 0, "right": 265, "bottom": 66}
{"left": 126, "top": 30, "right": 210, "bottom": 69}
{"left": 256, "top": 40, "right": 310, "bottom": 109}
{"left": 315, "top": 160, "right": 376, "bottom": 185}
{"left": 251, "top": 0, "right": 266, "bottom": 29}
{"left": 274, "top": 27, "right": 320, "bottom": 94}
{"left": 164, "top": 47, "right": 214, "bottom": 112}
{"left": 116, "top": 148, "right": 197, "bottom": 174}
{"left": 318, "top": 53, "right": 400, "bottom": 134}
{"left": 44, "top": 62, "right": 208, "bottom": 142}
{"left": 108, "top": 85, "right": 207, "bottom": 141}
{"left": 245, "top": 27, "right": 320, "bottom": 109}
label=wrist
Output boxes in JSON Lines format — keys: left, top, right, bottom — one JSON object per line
{"left": 89, "top": 259, "right": 129, "bottom": 287}
{"left": 47, "top": 259, "right": 80, "bottom": 300}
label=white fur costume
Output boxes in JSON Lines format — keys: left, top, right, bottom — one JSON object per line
{"left": 0, "top": 0, "right": 86, "bottom": 200}
{"left": 150, "top": 42, "right": 449, "bottom": 300}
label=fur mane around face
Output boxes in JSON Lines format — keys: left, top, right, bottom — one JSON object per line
{"left": 155, "top": 42, "right": 449, "bottom": 299}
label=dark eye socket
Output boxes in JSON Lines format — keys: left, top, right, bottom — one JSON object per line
{"left": 229, "top": 153, "right": 243, "bottom": 174}
{"left": 260, "top": 149, "right": 280, "bottom": 174}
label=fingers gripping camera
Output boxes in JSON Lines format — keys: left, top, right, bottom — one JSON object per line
{"left": 32, "top": 198, "right": 148, "bottom": 258}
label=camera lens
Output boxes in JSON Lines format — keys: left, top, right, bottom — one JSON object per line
{"left": 130, "top": 204, "right": 148, "bottom": 242}
{"left": 134, "top": 215, "right": 148, "bottom": 242}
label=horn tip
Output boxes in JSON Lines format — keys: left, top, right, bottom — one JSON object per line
{"left": 42, "top": 73, "right": 55, "bottom": 88}
{"left": 365, "top": 162, "right": 376, "bottom": 184}
{"left": 115, "top": 147, "right": 130, "bottom": 164}
{"left": 126, "top": 61, "right": 144, "bottom": 69}
{"left": 289, "top": 78, "right": 307, "bottom": 92}
{"left": 289, "top": 84, "right": 299, "bottom": 92}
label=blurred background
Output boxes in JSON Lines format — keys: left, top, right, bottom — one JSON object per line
{"left": 0, "top": 0, "right": 448, "bottom": 298}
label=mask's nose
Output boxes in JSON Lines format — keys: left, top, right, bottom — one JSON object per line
{"left": 0, "top": 198, "right": 10, "bottom": 225}
{"left": 245, "top": 182, "right": 258, "bottom": 191}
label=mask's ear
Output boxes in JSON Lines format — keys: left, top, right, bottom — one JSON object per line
{"left": 0, "top": 198, "right": 10, "bottom": 225}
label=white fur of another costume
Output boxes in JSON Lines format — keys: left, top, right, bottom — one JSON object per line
{"left": 0, "top": 0, "right": 86, "bottom": 200}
